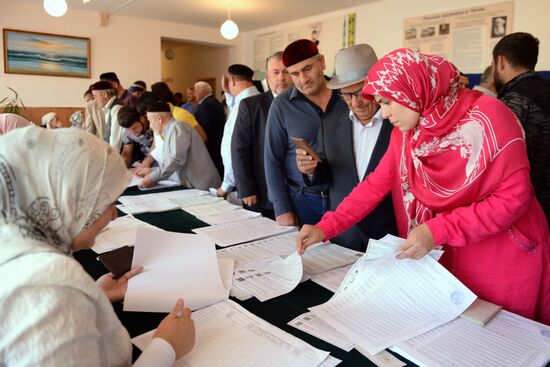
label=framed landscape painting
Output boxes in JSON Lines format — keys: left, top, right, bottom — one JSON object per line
{"left": 3, "top": 29, "right": 90, "bottom": 78}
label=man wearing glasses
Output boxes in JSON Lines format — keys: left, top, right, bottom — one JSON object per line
{"left": 296, "top": 44, "right": 397, "bottom": 251}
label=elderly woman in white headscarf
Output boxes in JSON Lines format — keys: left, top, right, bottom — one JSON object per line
{"left": 0, "top": 127, "right": 194, "bottom": 366}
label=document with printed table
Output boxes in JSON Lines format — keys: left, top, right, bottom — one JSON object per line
{"left": 117, "top": 189, "right": 210, "bottom": 214}
{"left": 92, "top": 215, "right": 162, "bottom": 254}
{"left": 124, "top": 226, "right": 232, "bottom": 312}
{"left": 309, "top": 253, "right": 477, "bottom": 355}
{"left": 132, "top": 299, "right": 332, "bottom": 367}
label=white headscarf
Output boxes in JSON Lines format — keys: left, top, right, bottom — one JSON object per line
{"left": 0, "top": 126, "right": 131, "bottom": 254}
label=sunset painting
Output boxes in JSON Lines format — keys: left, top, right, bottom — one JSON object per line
{"left": 3, "top": 29, "right": 90, "bottom": 78}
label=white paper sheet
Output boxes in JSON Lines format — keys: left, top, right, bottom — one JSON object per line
{"left": 192, "top": 217, "right": 297, "bottom": 247}
{"left": 302, "top": 243, "right": 362, "bottom": 275}
{"left": 117, "top": 189, "right": 209, "bottom": 214}
{"left": 196, "top": 208, "right": 262, "bottom": 225}
{"left": 216, "top": 232, "right": 297, "bottom": 266}
{"left": 138, "top": 180, "right": 181, "bottom": 191}
{"left": 132, "top": 299, "right": 330, "bottom": 367}
{"left": 309, "top": 254, "right": 477, "bottom": 354}
{"left": 310, "top": 264, "right": 353, "bottom": 293}
{"left": 91, "top": 215, "right": 163, "bottom": 254}
{"left": 124, "top": 227, "right": 229, "bottom": 312}
{"left": 233, "top": 252, "right": 303, "bottom": 302}
{"left": 169, "top": 195, "right": 223, "bottom": 209}
{"left": 391, "top": 310, "right": 550, "bottom": 367}
{"left": 183, "top": 200, "right": 241, "bottom": 217}
{"left": 366, "top": 235, "right": 444, "bottom": 262}
{"left": 318, "top": 356, "right": 342, "bottom": 367}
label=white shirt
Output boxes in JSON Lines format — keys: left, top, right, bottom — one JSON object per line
{"left": 351, "top": 108, "right": 383, "bottom": 180}
{"left": 220, "top": 85, "right": 260, "bottom": 193}
{"left": 472, "top": 85, "right": 497, "bottom": 97}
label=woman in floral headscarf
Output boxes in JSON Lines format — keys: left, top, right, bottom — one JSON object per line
{"left": 297, "top": 48, "right": 549, "bottom": 324}
{"left": 0, "top": 127, "right": 195, "bottom": 366}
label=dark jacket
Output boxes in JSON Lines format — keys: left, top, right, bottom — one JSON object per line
{"left": 194, "top": 95, "right": 226, "bottom": 177}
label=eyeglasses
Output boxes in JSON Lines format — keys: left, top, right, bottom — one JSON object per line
{"left": 339, "top": 88, "right": 363, "bottom": 101}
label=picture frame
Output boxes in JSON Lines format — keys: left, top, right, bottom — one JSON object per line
{"left": 3, "top": 28, "right": 91, "bottom": 78}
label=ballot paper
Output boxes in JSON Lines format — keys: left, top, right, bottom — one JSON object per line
{"left": 91, "top": 215, "right": 162, "bottom": 254}
{"left": 138, "top": 180, "right": 180, "bottom": 191}
{"left": 310, "top": 264, "right": 354, "bottom": 293}
{"left": 183, "top": 199, "right": 241, "bottom": 217}
{"left": 124, "top": 227, "right": 230, "bottom": 312}
{"left": 301, "top": 243, "right": 363, "bottom": 275}
{"left": 309, "top": 254, "right": 477, "bottom": 355}
{"left": 233, "top": 252, "right": 303, "bottom": 302}
{"left": 288, "top": 312, "right": 405, "bottom": 367}
{"left": 391, "top": 310, "right": 550, "bottom": 367}
{"left": 169, "top": 195, "right": 223, "bottom": 209}
{"left": 216, "top": 232, "right": 297, "bottom": 266}
{"left": 132, "top": 299, "right": 331, "bottom": 367}
{"left": 366, "top": 235, "right": 444, "bottom": 262}
{"left": 117, "top": 189, "right": 209, "bottom": 214}
{"left": 196, "top": 208, "right": 262, "bottom": 225}
{"left": 192, "top": 216, "right": 297, "bottom": 247}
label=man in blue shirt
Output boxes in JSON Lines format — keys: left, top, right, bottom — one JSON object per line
{"left": 264, "top": 39, "right": 346, "bottom": 226}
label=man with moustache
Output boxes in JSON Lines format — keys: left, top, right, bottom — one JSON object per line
{"left": 264, "top": 39, "right": 346, "bottom": 226}
{"left": 296, "top": 44, "right": 397, "bottom": 251}
{"left": 493, "top": 32, "right": 550, "bottom": 223}
{"left": 231, "top": 51, "right": 293, "bottom": 219}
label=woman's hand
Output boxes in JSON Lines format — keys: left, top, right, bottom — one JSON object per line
{"left": 96, "top": 266, "right": 143, "bottom": 303}
{"left": 296, "top": 225, "right": 326, "bottom": 255}
{"left": 155, "top": 299, "right": 196, "bottom": 360}
{"left": 396, "top": 224, "right": 435, "bottom": 260}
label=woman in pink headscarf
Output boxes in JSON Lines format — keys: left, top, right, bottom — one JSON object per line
{"left": 297, "top": 48, "right": 549, "bottom": 324}
{"left": 0, "top": 113, "right": 30, "bottom": 135}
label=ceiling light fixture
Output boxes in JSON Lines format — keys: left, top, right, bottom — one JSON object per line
{"left": 43, "top": 0, "right": 68, "bottom": 17}
{"left": 220, "top": 4, "right": 239, "bottom": 40}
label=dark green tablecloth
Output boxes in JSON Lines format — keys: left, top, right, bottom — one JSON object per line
{"left": 74, "top": 186, "right": 414, "bottom": 366}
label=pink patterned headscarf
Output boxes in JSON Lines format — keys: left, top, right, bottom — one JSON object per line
{"left": 0, "top": 113, "right": 31, "bottom": 136}
{"left": 362, "top": 48, "right": 528, "bottom": 231}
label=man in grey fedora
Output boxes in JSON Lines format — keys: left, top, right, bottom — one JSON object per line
{"left": 296, "top": 43, "right": 397, "bottom": 251}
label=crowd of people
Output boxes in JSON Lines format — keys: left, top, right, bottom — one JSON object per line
{"left": 0, "top": 31, "right": 549, "bottom": 365}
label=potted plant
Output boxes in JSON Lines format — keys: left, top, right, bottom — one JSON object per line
{"left": 0, "top": 87, "right": 26, "bottom": 117}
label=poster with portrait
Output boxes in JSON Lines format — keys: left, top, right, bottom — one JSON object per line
{"left": 403, "top": 2, "right": 513, "bottom": 73}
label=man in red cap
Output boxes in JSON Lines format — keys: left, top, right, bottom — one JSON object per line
{"left": 264, "top": 39, "right": 347, "bottom": 226}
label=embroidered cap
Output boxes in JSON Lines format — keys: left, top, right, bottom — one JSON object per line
{"left": 282, "top": 39, "right": 319, "bottom": 68}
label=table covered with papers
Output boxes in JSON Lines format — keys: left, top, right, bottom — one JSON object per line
{"left": 74, "top": 185, "right": 550, "bottom": 367}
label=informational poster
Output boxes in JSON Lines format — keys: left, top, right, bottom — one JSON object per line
{"left": 252, "top": 14, "right": 355, "bottom": 78}
{"left": 403, "top": 2, "right": 513, "bottom": 73}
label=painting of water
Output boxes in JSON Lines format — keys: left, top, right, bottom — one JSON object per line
{"left": 3, "top": 29, "right": 90, "bottom": 78}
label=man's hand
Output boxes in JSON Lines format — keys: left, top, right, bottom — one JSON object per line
{"left": 135, "top": 166, "right": 151, "bottom": 178}
{"left": 296, "top": 148, "right": 317, "bottom": 175}
{"left": 139, "top": 175, "right": 156, "bottom": 188}
{"left": 396, "top": 224, "right": 435, "bottom": 260}
{"left": 242, "top": 195, "right": 258, "bottom": 206}
{"left": 216, "top": 187, "right": 227, "bottom": 198}
{"left": 221, "top": 74, "right": 230, "bottom": 93}
{"left": 276, "top": 212, "right": 298, "bottom": 226}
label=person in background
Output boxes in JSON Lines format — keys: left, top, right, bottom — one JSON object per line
{"left": 472, "top": 65, "right": 497, "bottom": 97}
{"left": 0, "top": 113, "right": 30, "bottom": 135}
{"left": 493, "top": 32, "right": 550, "bottom": 224}
{"left": 117, "top": 105, "right": 154, "bottom": 167}
{"left": 193, "top": 81, "right": 226, "bottom": 177}
{"left": 100, "top": 72, "right": 136, "bottom": 106}
{"left": 91, "top": 81, "right": 124, "bottom": 151}
{"left": 295, "top": 44, "right": 397, "bottom": 251}
{"left": 84, "top": 88, "right": 94, "bottom": 102}
{"left": 129, "top": 83, "right": 145, "bottom": 99}
{"left": 216, "top": 64, "right": 260, "bottom": 199}
{"left": 231, "top": 51, "right": 293, "bottom": 219}
{"left": 181, "top": 87, "right": 198, "bottom": 114}
{"left": 296, "top": 48, "right": 549, "bottom": 324}
{"left": 458, "top": 72, "right": 470, "bottom": 89}
{"left": 173, "top": 92, "right": 184, "bottom": 108}
{"left": 42, "top": 112, "right": 71, "bottom": 129}
{"left": 151, "top": 82, "right": 207, "bottom": 142}
{"left": 137, "top": 102, "right": 220, "bottom": 190}
{"left": 0, "top": 127, "right": 195, "bottom": 366}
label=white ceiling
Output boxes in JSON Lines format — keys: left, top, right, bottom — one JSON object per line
{"left": 22, "top": 0, "right": 373, "bottom": 32}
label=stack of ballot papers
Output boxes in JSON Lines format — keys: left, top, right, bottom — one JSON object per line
{"left": 192, "top": 216, "right": 297, "bottom": 247}
{"left": 117, "top": 189, "right": 217, "bottom": 215}
{"left": 216, "top": 232, "right": 363, "bottom": 301}
{"left": 127, "top": 174, "right": 180, "bottom": 190}
{"left": 366, "top": 234, "right": 444, "bottom": 261}
{"left": 132, "top": 299, "right": 341, "bottom": 367}
{"left": 124, "top": 227, "right": 233, "bottom": 312}
{"left": 91, "top": 215, "right": 162, "bottom": 254}
{"left": 194, "top": 207, "right": 262, "bottom": 225}
{"left": 182, "top": 199, "right": 241, "bottom": 217}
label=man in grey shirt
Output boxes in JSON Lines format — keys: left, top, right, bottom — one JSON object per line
{"left": 137, "top": 102, "right": 221, "bottom": 190}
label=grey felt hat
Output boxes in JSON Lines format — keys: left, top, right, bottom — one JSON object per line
{"left": 327, "top": 44, "right": 378, "bottom": 90}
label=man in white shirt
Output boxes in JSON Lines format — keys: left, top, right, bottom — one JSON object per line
{"left": 91, "top": 81, "right": 124, "bottom": 151}
{"left": 472, "top": 65, "right": 497, "bottom": 97}
{"left": 216, "top": 64, "right": 260, "bottom": 198}
{"left": 296, "top": 44, "right": 397, "bottom": 251}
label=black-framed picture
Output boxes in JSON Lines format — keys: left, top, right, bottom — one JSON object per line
{"left": 3, "top": 28, "right": 91, "bottom": 78}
